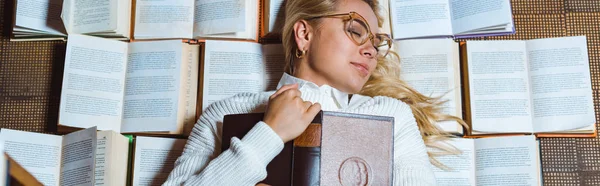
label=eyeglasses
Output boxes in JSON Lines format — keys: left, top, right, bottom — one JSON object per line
{"left": 308, "top": 11, "right": 392, "bottom": 58}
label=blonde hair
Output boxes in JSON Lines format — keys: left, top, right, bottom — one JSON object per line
{"left": 282, "top": 0, "right": 467, "bottom": 168}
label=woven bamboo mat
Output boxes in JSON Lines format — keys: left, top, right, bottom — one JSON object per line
{"left": 1, "top": 0, "right": 599, "bottom": 184}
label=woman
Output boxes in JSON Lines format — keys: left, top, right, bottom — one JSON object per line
{"left": 163, "top": 0, "right": 463, "bottom": 185}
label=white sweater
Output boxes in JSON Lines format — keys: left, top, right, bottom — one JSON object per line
{"left": 163, "top": 74, "right": 437, "bottom": 185}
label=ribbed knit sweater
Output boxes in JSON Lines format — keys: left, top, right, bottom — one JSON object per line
{"left": 163, "top": 74, "right": 437, "bottom": 185}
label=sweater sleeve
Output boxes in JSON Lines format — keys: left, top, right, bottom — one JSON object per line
{"left": 392, "top": 102, "right": 438, "bottom": 186}
{"left": 162, "top": 104, "right": 284, "bottom": 186}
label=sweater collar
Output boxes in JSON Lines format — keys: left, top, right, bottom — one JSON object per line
{"left": 276, "top": 73, "right": 349, "bottom": 109}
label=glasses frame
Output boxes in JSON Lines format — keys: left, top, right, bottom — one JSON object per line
{"left": 308, "top": 11, "right": 392, "bottom": 57}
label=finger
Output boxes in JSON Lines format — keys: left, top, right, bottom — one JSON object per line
{"left": 282, "top": 88, "right": 301, "bottom": 99}
{"left": 270, "top": 83, "right": 298, "bottom": 99}
{"left": 302, "top": 101, "right": 312, "bottom": 109}
{"left": 304, "top": 102, "right": 322, "bottom": 120}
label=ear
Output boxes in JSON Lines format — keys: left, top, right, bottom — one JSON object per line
{"left": 293, "top": 19, "right": 313, "bottom": 51}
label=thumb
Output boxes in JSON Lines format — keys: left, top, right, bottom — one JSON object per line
{"left": 304, "top": 102, "right": 322, "bottom": 119}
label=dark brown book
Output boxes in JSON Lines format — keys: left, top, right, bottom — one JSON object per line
{"left": 222, "top": 111, "right": 394, "bottom": 185}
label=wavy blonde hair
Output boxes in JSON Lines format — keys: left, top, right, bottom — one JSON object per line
{"left": 282, "top": 0, "right": 467, "bottom": 168}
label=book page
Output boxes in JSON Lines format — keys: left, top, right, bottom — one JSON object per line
{"left": 378, "top": 0, "right": 392, "bottom": 35}
{"left": 201, "top": 40, "right": 266, "bottom": 110}
{"left": 63, "top": 0, "right": 117, "bottom": 34}
{"left": 0, "top": 129, "right": 62, "bottom": 186}
{"left": 94, "top": 132, "right": 109, "bottom": 185}
{"left": 183, "top": 45, "right": 200, "bottom": 135}
{"left": 474, "top": 135, "right": 539, "bottom": 185}
{"left": 265, "top": 0, "right": 286, "bottom": 34}
{"left": 389, "top": 0, "right": 452, "bottom": 39}
{"left": 450, "top": 0, "right": 512, "bottom": 35}
{"left": 430, "top": 138, "right": 475, "bottom": 186}
{"left": 59, "top": 34, "right": 128, "bottom": 132}
{"left": 132, "top": 137, "right": 186, "bottom": 186}
{"left": 526, "top": 36, "right": 595, "bottom": 132}
{"left": 134, "top": 0, "right": 194, "bottom": 39}
{"left": 193, "top": 0, "right": 245, "bottom": 35}
{"left": 60, "top": 127, "right": 97, "bottom": 186}
{"left": 261, "top": 44, "right": 286, "bottom": 91}
{"left": 15, "top": 0, "right": 66, "bottom": 35}
{"left": 95, "top": 131, "right": 128, "bottom": 186}
{"left": 466, "top": 40, "right": 534, "bottom": 133}
{"left": 396, "top": 39, "right": 463, "bottom": 133}
{"left": 122, "top": 40, "right": 185, "bottom": 133}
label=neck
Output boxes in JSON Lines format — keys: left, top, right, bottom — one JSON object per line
{"left": 293, "top": 60, "right": 328, "bottom": 87}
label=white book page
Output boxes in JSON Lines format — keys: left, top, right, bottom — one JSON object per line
{"left": 389, "top": 0, "right": 453, "bottom": 39}
{"left": 450, "top": 0, "right": 512, "bottom": 34}
{"left": 431, "top": 138, "right": 475, "bottom": 186}
{"left": 0, "top": 129, "right": 62, "bottom": 186}
{"left": 396, "top": 39, "right": 462, "bottom": 133}
{"left": 193, "top": 0, "right": 245, "bottom": 35}
{"left": 132, "top": 137, "right": 186, "bottom": 186}
{"left": 60, "top": 127, "right": 97, "bottom": 186}
{"left": 121, "top": 40, "right": 185, "bottom": 133}
{"left": 467, "top": 40, "right": 534, "bottom": 133}
{"left": 15, "top": 0, "right": 66, "bottom": 35}
{"left": 59, "top": 34, "right": 128, "bottom": 132}
{"left": 67, "top": 0, "right": 117, "bottom": 34}
{"left": 474, "top": 135, "right": 539, "bottom": 186}
{"left": 265, "top": 0, "right": 285, "bottom": 34}
{"left": 378, "top": 0, "right": 392, "bottom": 35}
{"left": 261, "top": 44, "right": 286, "bottom": 91}
{"left": 94, "top": 131, "right": 109, "bottom": 186}
{"left": 134, "top": 0, "right": 194, "bottom": 39}
{"left": 183, "top": 45, "right": 200, "bottom": 136}
{"left": 202, "top": 40, "right": 265, "bottom": 110}
{"left": 527, "top": 36, "right": 595, "bottom": 132}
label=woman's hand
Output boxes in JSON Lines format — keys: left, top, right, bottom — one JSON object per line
{"left": 263, "top": 84, "right": 321, "bottom": 143}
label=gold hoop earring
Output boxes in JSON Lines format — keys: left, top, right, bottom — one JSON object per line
{"left": 295, "top": 48, "right": 306, "bottom": 58}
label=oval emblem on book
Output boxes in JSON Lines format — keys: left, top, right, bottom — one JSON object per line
{"left": 338, "top": 157, "right": 372, "bottom": 186}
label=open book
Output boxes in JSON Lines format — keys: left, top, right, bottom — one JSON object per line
{"left": 58, "top": 34, "right": 199, "bottom": 134}
{"left": 388, "top": 0, "right": 514, "bottom": 39}
{"left": 134, "top": 0, "right": 259, "bottom": 41}
{"left": 396, "top": 39, "right": 463, "bottom": 134}
{"left": 60, "top": 0, "right": 132, "bottom": 39}
{"left": 0, "top": 127, "right": 131, "bottom": 186}
{"left": 432, "top": 135, "right": 541, "bottom": 185}
{"left": 131, "top": 136, "right": 186, "bottom": 186}
{"left": 462, "top": 36, "right": 596, "bottom": 137}
{"left": 11, "top": 0, "right": 67, "bottom": 41}
{"left": 199, "top": 40, "right": 284, "bottom": 111}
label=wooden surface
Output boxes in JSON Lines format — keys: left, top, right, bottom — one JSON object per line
{"left": 1, "top": 0, "right": 599, "bottom": 185}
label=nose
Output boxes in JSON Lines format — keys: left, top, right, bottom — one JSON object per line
{"left": 359, "top": 41, "right": 376, "bottom": 59}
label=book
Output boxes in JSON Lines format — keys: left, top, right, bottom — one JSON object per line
{"left": 131, "top": 136, "right": 186, "bottom": 186}
{"left": 58, "top": 34, "right": 199, "bottom": 134}
{"left": 10, "top": 0, "right": 67, "bottom": 41}
{"left": 395, "top": 38, "right": 463, "bottom": 134}
{"left": 133, "top": 0, "right": 260, "bottom": 41}
{"left": 199, "top": 40, "right": 284, "bottom": 111}
{"left": 222, "top": 111, "right": 394, "bottom": 185}
{"left": 60, "top": 0, "right": 132, "bottom": 39}
{"left": 388, "top": 0, "right": 514, "bottom": 39}
{"left": 431, "top": 135, "right": 541, "bottom": 185}
{"left": 461, "top": 36, "right": 596, "bottom": 137}
{"left": 0, "top": 127, "right": 131, "bottom": 186}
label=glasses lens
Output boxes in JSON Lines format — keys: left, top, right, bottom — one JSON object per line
{"left": 345, "top": 18, "right": 369, "bottom": 45}
{"left": 375, "top": 34, "right": 391, "bottom": 57}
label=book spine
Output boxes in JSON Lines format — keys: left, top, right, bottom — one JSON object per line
{"left": 292, "top": 147, "right": 320, "bottom": 186}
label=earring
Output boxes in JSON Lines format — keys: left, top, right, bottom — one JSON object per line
{"left": 295, "top": 48, "right": 306, "bottom": 58}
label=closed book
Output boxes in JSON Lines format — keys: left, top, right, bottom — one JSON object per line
{"left": 222, "top": 111, "right": 394, "bottom": 185}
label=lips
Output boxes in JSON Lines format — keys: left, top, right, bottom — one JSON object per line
{"left": 350, "top": 62, "right": 369, "bottom": 77}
